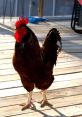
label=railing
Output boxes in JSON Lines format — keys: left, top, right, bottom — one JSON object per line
{"left": 1, "top": 0, "right": 73, "bottom": 19}
{"left": 0, "top": 0, "right": 74, "bottom": 28}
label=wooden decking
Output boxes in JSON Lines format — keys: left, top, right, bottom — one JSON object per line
{"left": 0, "top": 21, "right": 82, "bottom": 117}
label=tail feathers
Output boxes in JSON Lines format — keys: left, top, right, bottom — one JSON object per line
{"left": 42, "top": 28, "right": 62, "bottom": 65}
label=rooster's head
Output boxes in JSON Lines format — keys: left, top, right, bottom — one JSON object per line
{"left": 14, "top": 17, "right": 28, "bottom": 42}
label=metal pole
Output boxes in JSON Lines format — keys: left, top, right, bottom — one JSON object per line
{"left": 29, "top": 0, "right": 32, "bottom": 16}
{"left": 3, "top": 0, "right": 7, "bottom": 24}
{"left": 15, "top": 0, "right": 18, "bottom": 16}
{"left": 52, "top": 0, "right": 56, "bottom": 16}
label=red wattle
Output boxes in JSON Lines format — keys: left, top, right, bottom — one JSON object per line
{"left": 14, "top": 28, "right": 27, "bottom": 42}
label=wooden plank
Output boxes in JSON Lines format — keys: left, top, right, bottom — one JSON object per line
{"left": 0, "top": 50, "right": 81, "bottom": 61}
{"left": 62, "top": 44, "right": 82, "bottom": 48}
{"left": 57, "top": 104, "right": 82, "bottom": 117}
{"left": 56, "top": 60, "right": 82, "bottom": 68}
{"left": 0, "top": 59, "right": 12, "bottom": 64}
{"left": 0, "top": 45, "right": 82, "bottom": 52}
{"left": 0, "top": 54, "right": 12, "bottom": 59}
{"left": 1, "top": 40, "right": 82, "bottom": 51}
{"left": 0, "top": 54, "right": 81, "bottom": 63}
{"left": 0, "top": 74, "right": 19, "bottom": 82}
{"left": 63, "top": 40, "right": 82, "bottom": 45}
{"left": 0, "top": 71, "right": 82, "bottom": 82}
{"left": 0, "top": 43, "right": 14, "bottom": 50}
{"left": 0, "top": 64, "right": 82, "bottom": 76}
{"left": 1, "top": 39, "right": 82, "bottom": 47}
{"left": 63, "top": 46, "right": 82, "bottom": 50}
{"left": 0, "top": 50, "right": 13, "bottom": 59}
{"left": 0, "top": 35, "right": 13, "bottom": 38}
{"left": 0, "top": 85, "right": 82, "bottom": 107}
{"left": 0, "top": 36, "right": 81, "bottom": 49}
{"left": 69, "top": 40, "right": 82, "bottom": 43}
{"left": 0, "top": 69, "right": 16, "bottom": 75}
{"left": 0, "top": 94, "right": 82, "bottom": 117}
{"left": 0, "top": 63, "right": 13, "bottom": 70}
{"left": 54, "top": 65, "right": 82, "bottom": 75}
{"left": 0, "top": 53, "right": 77, "bottom": 61}
{"left": 0, "top": 39, "right": 14, "bottom": 42}
{"left": 39, "top": 35, "right": 82, "bottom": 41}
{"left": 55, "top": 72, "right": 82, "bottom": 81}
{"left": 75, "top": 115, "right": 82, "bottom": 117}
{"left": 0, "top": 78, "right": 82, "bottom": 97}
{"left": 2, "top": 104, "right": 82, "bottom": 117}
{"left": 0, "top": 60, "right": 82, "bottom": 70}
{"left": 63, "top": 49, "right": 82, "bottom": 53}
{"left": 62, "top": 36, "right": 82, "bottom": 41}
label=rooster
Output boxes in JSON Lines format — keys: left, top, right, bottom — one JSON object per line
{"left": 13, "top": 18, "right": 62, "bottom": 111}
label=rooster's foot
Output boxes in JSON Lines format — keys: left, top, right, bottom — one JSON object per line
{"left": 40, "top": 100, "right": 52, "bottom": 107}
{"left": 40, "top": 100, "right": 48, "bottom": 107}
{"left": 21, "top": 102, "right": 34, "bottom": 111}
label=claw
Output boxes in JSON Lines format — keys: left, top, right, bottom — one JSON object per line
{"left": 40, "top": 100, "right": 52, "bottom": 107}
{"left": 21, "top": 101, "right": 33, "bottom": 111}
{"left": 21, "top": 91, "right": 33, "bottom": 111}
{"left": 40, "top": 100, "right": 48, "bottom": 107}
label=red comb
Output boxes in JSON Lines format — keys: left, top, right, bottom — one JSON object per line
{"left": 15, "top": 17, "right": 28, "bottom": 29}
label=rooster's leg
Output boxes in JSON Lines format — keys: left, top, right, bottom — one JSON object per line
{"left": 22, "top": 91, "right": 33, "bottom": 111}
{"left": 40, "top": 90, "right": 52, "bottom": 107}
{"left": 40, "top": 90, "right": 48, "bottom": 107}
